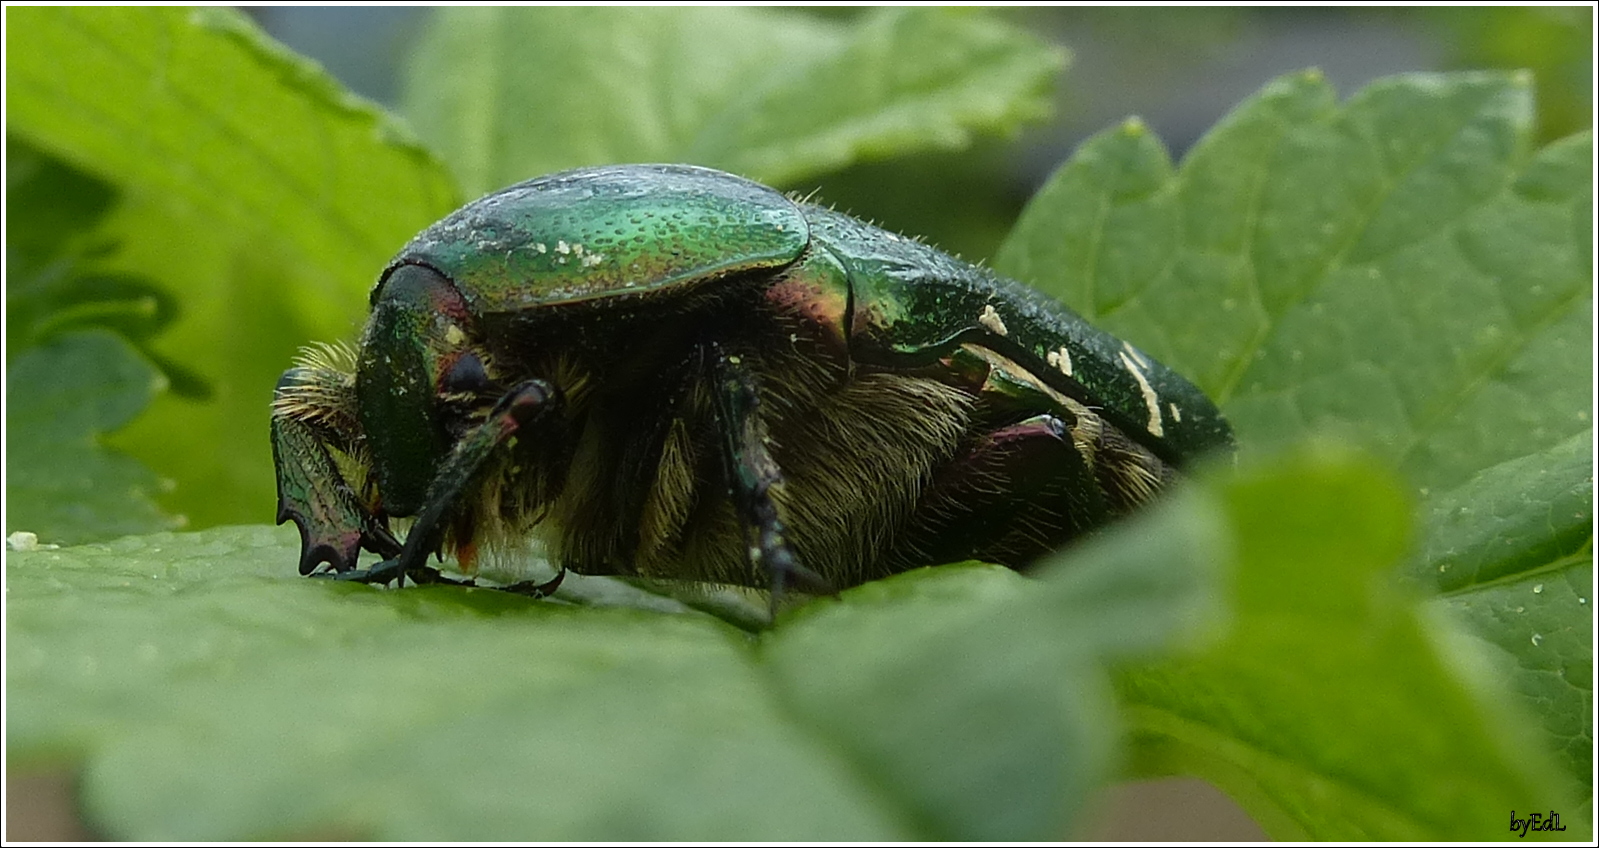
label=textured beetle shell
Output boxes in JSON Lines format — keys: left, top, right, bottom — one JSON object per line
{"left": 394, "top": 165, "right": 809, "bottom": 311}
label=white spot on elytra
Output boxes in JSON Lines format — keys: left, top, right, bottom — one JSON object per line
{"left": 1119, "top": 350, "right": 1164, "bottom": 437}
{"left": 581, "top": 252, "right": 604, "bottom": 268}
{"left": 1046, "top": 345, "right": 1074, "bottom": 377}
{"left": 1168, "top": 402, "right": 1182, "bottom": 423}
{"left": 556, "top": 240, "right": 571, "bottom": 254}
{"left": 1121, "top": 340, "right": 1150, "bottom": 369}
{"left": 978, "top": 304, "right": 1008, "bottom": 336}
{"left": 534, "top": 242, "right": 548, "bottom": 254}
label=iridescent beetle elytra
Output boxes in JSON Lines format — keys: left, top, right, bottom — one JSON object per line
{"left": 271, "top": 164, "right": 1233, "bottom": 608}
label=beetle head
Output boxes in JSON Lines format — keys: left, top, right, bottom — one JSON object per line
{"left": 357, "top": 262, "right": 489, "bottom": 517}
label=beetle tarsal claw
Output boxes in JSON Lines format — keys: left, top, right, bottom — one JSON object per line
{"left": 327, "top": 558, "right": 406, "bottom": 586}
{"left": 500, "top": 567, "right": 566, "bottom": 598}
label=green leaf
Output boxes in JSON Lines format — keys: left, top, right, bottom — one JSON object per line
{"left": 763, "top": 486, "right": 1227, "bottom": 840}
{"left": 5, "top": 140, "right": 185, "bottom": 543}
{"left": 4, "top": 135, "right": 116, "bottom": 278}
{"left": 1423, "top": 7, "right": 1594, "bottom": 141}
{"left": 1409, "top": 432, "right": 1594, "bottom": 798}
{"left": 5, "top": 331, "right": 179, "bottom": 543}
{"left": 5, "top": 7, "right": 460, "bottom": 527}
{"left": 1413, "top": 431, "right": 1593, "bottom": 594}
{"left": 7, "top": 511, "right": 1216, "bottom": 840}
{"left": 6, "top": 7, "right": 457, "bottom": 307}
{"left": 7, "top": 137, "right": 213, "bottom": 401}
{"left": 402, "top": 7, "right": 1064, "bottom": 194}
{"left": 995, "top": 71, "right": 1592, "bottom": 494}
{"left": 1114, "top": 448, "right": 1583, "bottom": 840}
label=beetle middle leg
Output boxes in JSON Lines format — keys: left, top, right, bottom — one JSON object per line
{"left": 706, "top": 341, "right": 831, "bottom": 611}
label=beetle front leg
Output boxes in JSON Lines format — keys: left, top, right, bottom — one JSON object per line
{"left": 350, "top": 378, "right": 562, "bottom": 590}
{"left": 707, "top": 343, "right": 830, "bottom": 611}
{"left": 272, "top": 367, "right": 400, "bottom": 574}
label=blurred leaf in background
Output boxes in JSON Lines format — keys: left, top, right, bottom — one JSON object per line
{"left": 7, "top": 330, "right": 178, "bottom": 545}
{"left": 400, "top": 7, "right": 1066, "bottom": 263}
{"left": 1421, "top": 5, "right": 1593, "bottom": 142}
{"left": 7, "top": 139, "right": 212, "bottom": 400}
{"left": 6, "top": 7, "right": 461, "bottom": 531}
{"left": 402, "top": 6, "right": 1064, "bottom": 195}
{"left": 6, "top": 139, "right": 185, "bottom": 542}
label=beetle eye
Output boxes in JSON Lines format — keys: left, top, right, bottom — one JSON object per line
{"left": 441, "top": 351, "right": 490, "bottom": 395}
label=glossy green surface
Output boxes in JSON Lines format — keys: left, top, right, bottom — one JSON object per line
{"left": 269, "top": 410, "right": 363, "bottom": 573}
{"left": 802, "top": 207, "right": 1232, "bottom": 463}
{"left": 357, "top": 265, "right": 471, "bottom": 516}
{"left": 394, "top": 165, "right": 809, "bottom": 311}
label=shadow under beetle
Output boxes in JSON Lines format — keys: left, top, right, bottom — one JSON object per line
{"left": 271, "top": 164, "right": 1233, "bottom": 605}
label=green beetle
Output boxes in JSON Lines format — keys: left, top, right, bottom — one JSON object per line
{"left": 271, "top": 164, "right": 1232, "bottom": 602}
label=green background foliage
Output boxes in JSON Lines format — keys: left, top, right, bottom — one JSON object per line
{"left": 5, "top": 6, "right": 1591, "bottom": 840}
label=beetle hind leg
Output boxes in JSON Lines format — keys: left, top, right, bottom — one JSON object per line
{"left": 707, "top": 343, "right": 831, "bottom": 612}
{"left": 892, "top": 413, "right": 1110, "bottom": 570}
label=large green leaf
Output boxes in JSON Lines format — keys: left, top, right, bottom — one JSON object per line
{"left": 6, "top": 488, "right": 1220, "bottom": 840}
{"left": 1409, "top": 432, "right": 1594, "bottom": 800}
{"left": 402, "top": 7, "right": 1064, "bottom": 194}
{"left": 995, "top": 70, "right": 1591, "bottom": 495}
{"left": 10, "top": 451, "right": 1572, "bottom": 840}
{"left": 5, "top": 7, "right": 460, "bottom": 528}
{"left": 1115, "top": 448, "right": 1583, "bottom": 840}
